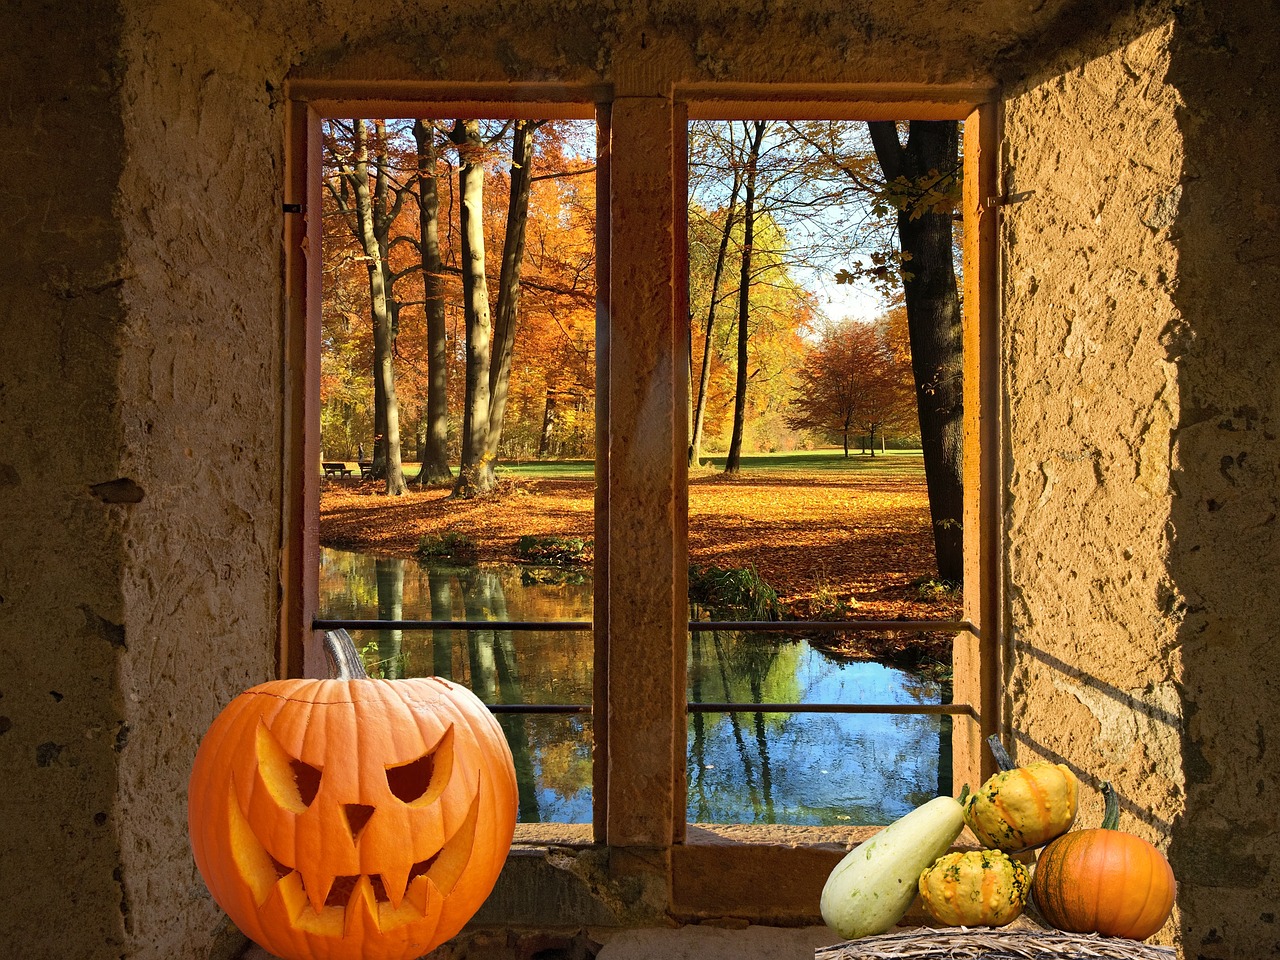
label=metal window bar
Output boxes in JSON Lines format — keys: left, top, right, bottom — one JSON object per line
{"left": 312, "top": 617, "right": 973, "bottom": 716}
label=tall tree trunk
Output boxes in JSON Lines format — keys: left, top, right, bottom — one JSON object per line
{"left": 351, "top": 119, "right": 407, "bottom": 496}
{"left": 724, "top": 120, "right": 766, "bottom": 475}
{"left": 538, "top": 390, "right": 558, "bottom": 457}
{"left": 413, "top": 119, "right": 453, "bottom": 485}
{"left": 690, "top": 174, "right": 743, "bottom": 468}
{"left": 482, "top": 119, "right": 538, "bottom": 483}
{"left": 868, "top": 119, "right": 964, "bottom": 582}
{"left": 451, "top": 119, "right": 497, "bottom": 498}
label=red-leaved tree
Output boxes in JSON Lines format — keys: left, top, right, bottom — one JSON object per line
{"left": 786, "top": 320, "right": 916, "bottom": 457}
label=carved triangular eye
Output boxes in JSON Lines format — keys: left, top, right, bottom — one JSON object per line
{"left": 385, "top": 726, "right": 453, "bottom": 805}
{"left": 292, "top": 758, "right": 322, "bottom": 806}
{"left": 256, "top": 722, "right": 323, "bottom": 812}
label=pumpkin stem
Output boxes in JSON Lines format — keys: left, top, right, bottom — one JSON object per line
{"left": 986, "top": 733, "right": 1016, "bottom": 772}
{"left": 324, "top": 629, "right": 370, "bottom": 680}
{"left": 958, "top": 783, "right": 970, "bottom": 805}
{"left": 1100, "top": 780, "right": 1121, "bottom": 831}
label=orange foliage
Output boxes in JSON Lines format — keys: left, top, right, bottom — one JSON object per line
{"left": 320, "top": 119, "right": 597, "bottom": 461}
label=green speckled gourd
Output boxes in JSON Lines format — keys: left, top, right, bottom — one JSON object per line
{"left": 820, "top": 795, "right": 967, "bottom": 940}
{"left": 963, "top": 738, "right": 1079, "bottom": 851}
{"left": 918, "top": 849, "right": 1030, "bottom": 928}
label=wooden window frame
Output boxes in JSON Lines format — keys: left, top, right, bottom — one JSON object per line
{"left": 280, "top": 80, "right": 1002, "bottom": 923}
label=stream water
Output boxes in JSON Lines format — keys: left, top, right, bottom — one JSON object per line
{"left": 318, "top": 547, "right": 951, "bottom": 826}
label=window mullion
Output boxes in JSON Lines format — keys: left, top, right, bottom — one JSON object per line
{"left": 604, "top": 94, "right": 686, "bottom": 849}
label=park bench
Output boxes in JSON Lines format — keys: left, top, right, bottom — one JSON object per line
{"left": 358, "top": 461, "right": 375, "bottom": 479}
{"left": 322, "top": 461, "right": 352, "bottom": 478}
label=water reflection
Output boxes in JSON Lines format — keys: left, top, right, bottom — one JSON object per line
{"left": 319, "top": 549, "right": 593, "bottom": 823}
{"left": 687, "top": 628, "right": 950, "bottom": 824}
{"left": 318, "top": 548, "right": 949, "bottom": 827}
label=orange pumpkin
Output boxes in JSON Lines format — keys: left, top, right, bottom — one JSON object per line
{"left": 188, "top": 630, "right": 518, "bottom": 960}
{"left": 1032, "top": 782, "right": 1176, "bottom": 941}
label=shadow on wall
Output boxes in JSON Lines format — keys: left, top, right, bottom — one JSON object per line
{"left": 1010, "top": 642, "right": 1179, "bottom": 836}
{"left": 1163, "top": 2, "right": 1280, "bottom": 955}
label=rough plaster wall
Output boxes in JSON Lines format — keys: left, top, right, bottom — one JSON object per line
{"left": 246, "top": 0, "right": 1130, "bottom": 92}
{"left": 0, "top": 2, "right": 130, "bottom": 954}
{"left": 1001, "top": 13, "right": 1186, "bottom": 847}
{"left": 113, "top": 1, "right": 286, "bottom": 955}
{"left": 1002, "top": 3, "right": 1280, "bottom": 956}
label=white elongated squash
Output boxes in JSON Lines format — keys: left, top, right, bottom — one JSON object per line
{"left": 820, "top": 796, "right": 966, "bottom": 940}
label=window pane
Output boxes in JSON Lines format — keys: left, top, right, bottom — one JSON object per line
{"left": 316, "top": 116, "right": 598, "bottom": 825}
{"left": 685, "top": 117, "right": 965, "bottom": 826}
{"left": 687, "top": 628, "right": 951, "bottom": 825}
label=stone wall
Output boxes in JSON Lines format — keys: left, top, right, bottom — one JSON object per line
{"left": 111, "top": 2, "right": 289, "bottom": 954}
{"left": 1000, "top": 1, "right": 1186, "bottom": 873}
{"left": 999, "top": 2, "right": 1280, "bottom": 956}
{"left": 1163, "top": 2, "right": 1279, "bottom": 954}
{"left": 1, "top": 2, "right": 130, "bottom": 955}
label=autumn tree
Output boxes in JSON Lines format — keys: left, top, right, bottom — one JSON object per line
{"left": 786, "top": 319, "right": 915, "bottom": 457}
{"left": 448, "top": 119, "right": 597, "bottom": 496}
{"left": 724, "top": 119, "right": 767, "bottom": 474}
{"left": 687, "top": 126, "right": 744, "bottom": 467}
{"left": 508, "top": 149, "right": 597, "bottom": 460}
{"left": 320, "top": 118, "right": 595, "bottom": 492}
{"left": 410, "top": 119, "right": 453, "bottom": 485}
{"left": 450, "top": 119, "right": 548, "bottom": 498}
{"left": 689, "top": 120, "right": 823, "bottom": 466}
{"left": 450, "top": 118, "right": 497, "bottom": 497}
{"left": 325, "top": 118, "right": 409, "bottom": 496}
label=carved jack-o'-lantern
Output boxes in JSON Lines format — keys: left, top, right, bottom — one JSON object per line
{"left": 188, "top": 631, "right": 517, "bottom": 960}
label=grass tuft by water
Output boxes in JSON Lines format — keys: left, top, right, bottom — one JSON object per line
{"left": 515, "top": 534, "right": 593, "bottom": 566}
{"left": 688, "top": 563, "right": 781, "bottom": 621}
{"left": 416, "top": 531, "right": 478, "bottom": 561}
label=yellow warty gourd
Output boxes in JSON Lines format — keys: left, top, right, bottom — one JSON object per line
{"left": 963, "top": 761, "right": 1079, "bottom": 851}
{"left": 918, "top": 849, "right": 1030, "bottom": 927}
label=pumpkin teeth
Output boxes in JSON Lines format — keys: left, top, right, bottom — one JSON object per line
{"left": 344, "top": 875, "right": 380, "bottom": 938}
{"left": 402, "top": 873, "right": 431, "bottom": 915}
{"left": 377, "top": 874, "right": 436, "bottom": 931}
{"left": 380, "top": 861, "right": 412, "bottom": 909}
{"left": 299, "top": 860, "right": 337, "bottom": 915}
{"left": 274, "top": 869, "right": 310, "bottom": 924}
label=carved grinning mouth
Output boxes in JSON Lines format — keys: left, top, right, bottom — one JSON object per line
{"left": 227, "top": 781, "right": 480, "bottom": 936}
{"left": 269, "top": 846, "right": 446, "bottom": 908}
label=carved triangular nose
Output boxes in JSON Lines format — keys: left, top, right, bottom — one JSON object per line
{"left": 343, "top": 803, "right": 375, "bottom": 843}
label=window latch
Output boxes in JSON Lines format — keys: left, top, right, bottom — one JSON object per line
{"left": 985, "top": 190, "right": 1034, "bottom": 210}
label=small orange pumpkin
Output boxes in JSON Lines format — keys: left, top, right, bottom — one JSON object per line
{"left": 188, "top": 630, "right": 517, "bottom": 960}
{"left": 919, "top": 849, "right": 1030, "bottom": 928}
{"left": 1032, "top": 782, "right": 1176, "bottom": 941}
{"left": 964, "top": 736, "right": 1078, "bottom": 851}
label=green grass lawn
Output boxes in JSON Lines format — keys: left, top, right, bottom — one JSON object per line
{"left": 334, "top": 449, "right": 926, "bottom": 482}
{"left": 693, "top": 448, "right": 925, "bottom": 475}
{"left": 497, "top": 459, "right": 596, "bottom": 479}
